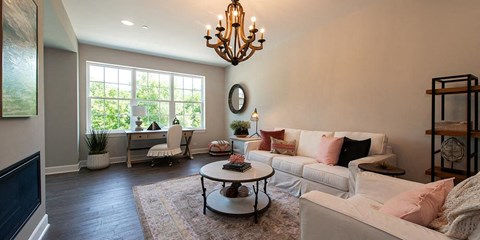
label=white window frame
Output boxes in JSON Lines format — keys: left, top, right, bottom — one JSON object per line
{"left": 86, "top": 61, "right": 206, "bottom": 133}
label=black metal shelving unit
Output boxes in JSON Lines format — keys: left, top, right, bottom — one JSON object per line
{"left": 426, "top": 74, "right": 479, "bottom": 182}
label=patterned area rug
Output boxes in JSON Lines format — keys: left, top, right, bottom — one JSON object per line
{"left": 133, "top": 175, "right": 300, "bottom": 240}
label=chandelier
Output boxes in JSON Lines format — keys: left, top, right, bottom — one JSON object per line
{"left": 204, "top": 0, "right": 266, "bottom": 66}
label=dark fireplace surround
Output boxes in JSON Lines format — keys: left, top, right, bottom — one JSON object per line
{"left": 0, "top": 152, "right": 41, "bottom": 240}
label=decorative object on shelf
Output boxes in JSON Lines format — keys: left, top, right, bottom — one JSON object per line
{"left": 379, "top": 161, "right": 390, "bottom": 169}
{"left": 224, "top": 182, "right": 241, "bottom": 198}
{"left": 132, "top": 105, "right": 147, "bottom": 131}
{"left": 84, "top": 129, "right": 110, "bottom": 170}
{"left": 203, "top": 0, "right": 266, "bottom": 66}
{"left": 228, "top": 84, "right": 246, "bottom": 114}
{"left": 441, "top": 137, "right": 465, "bottom": 173}
{"left": 147, "top": 121, "right": 161, "bottom": 130}
{"left": 1, "top": 0, "right": 38, "bottom": 117}
{"left": 237, "top": 185, "right": 250, "bottom": 197}
{"left": 229, "top": 154, "right": 245, "bottom": 164}
{"left": 230, "top": 120, "right": 250, "bottom": 137}
{"left": 172, "top": 117, "right": 180, "bottom": 125}
{"left": 249, "top": 108, "right": 259, "bottom": 137}
{"left": 205, "top": 0, "right": 265, "bottom": 66}
{"left": 434, "top": 121, "right": 469, "bottom": 132}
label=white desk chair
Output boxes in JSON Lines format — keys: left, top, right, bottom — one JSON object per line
{"left": 147, "top": 125, "right": 183, "bottom": 167}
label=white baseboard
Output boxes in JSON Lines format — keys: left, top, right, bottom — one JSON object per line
{"left": 50, "top": 148, "right": 210, "bottom": 173}
{"left": 29, "top": 214, "right": 49, "bottom": 240}
{"left": 191, "top": 148, "right": 209, "bottom": 154}
{"left": 78, "top": 155, "right": 141, "bottom": 167}
{"left": 110, "top": 156, "right": 126, "bottom": 164}
{"left": 45, "top": 164, "right": 79, "bottom": 175}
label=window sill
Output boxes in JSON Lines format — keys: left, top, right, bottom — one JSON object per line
{"left": 84, "top": 128, "right": 207, "bottom": 138}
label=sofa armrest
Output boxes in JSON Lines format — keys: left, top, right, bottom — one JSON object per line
{"left": 355, "top": 172, "right": 424, "bottom": 204}
{"left": 347, "top": 153, "right": 397, "bottom": 195}
{"left": 300, "top": 191, "right": 451, "bottom": 240}
{"left": 244, "top": 140, "right": 262, "bottom": 157}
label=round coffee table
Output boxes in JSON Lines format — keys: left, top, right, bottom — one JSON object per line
{"left": 358, "top": 163, "right": 406, "bottom": 176}
{"left": 199, "top": 160, "right": 275, "bottom": 223}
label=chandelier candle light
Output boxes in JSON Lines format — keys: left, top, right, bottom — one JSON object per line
{"left": 204, "top": 0, "right": 266, "bottom": 66}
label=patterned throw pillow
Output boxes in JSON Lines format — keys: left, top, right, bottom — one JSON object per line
{"left": 259, "top": 129, "right": 285, "bottom": 151}
{"left": 270, "top": 137, "right": 297, "bottom": 156}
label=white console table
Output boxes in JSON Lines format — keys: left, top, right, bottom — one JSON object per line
{"left": 125, "top": 129, "right": 194, "bottom": 167}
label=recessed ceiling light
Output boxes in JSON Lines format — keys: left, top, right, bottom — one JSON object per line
{"left": 121, "top": 20, "right": 134, "bottom": 26}
{"left": 141, "top": 25, "right": 149, "bottom": 29}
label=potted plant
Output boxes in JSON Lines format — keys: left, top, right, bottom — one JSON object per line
{"left": 229, "top": 120, "right": 250, "bottom": 137}
{"left": 84, "top": 129, "right": 110, "bottom": 170}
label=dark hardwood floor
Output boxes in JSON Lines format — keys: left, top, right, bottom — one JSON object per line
{"left": 44, "top": 154, "right": 221, "bottom": 240}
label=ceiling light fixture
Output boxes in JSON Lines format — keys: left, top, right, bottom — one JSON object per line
{"left": 141, "top": 25, "right": 149, "bottom": 29}
{"left": 204, "top": 0, "right": 266, "bottom": 66}
{"left": 121, "top": 20, "right": 134, "bottom": 26}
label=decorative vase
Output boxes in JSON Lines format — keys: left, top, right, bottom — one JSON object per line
{"left": 172, "top": 117, "right": 180, "bottom": 125}
{"left": 234, "top": 127, "right": 249, "bottom": 137}
{"left": 87, "top": 152, "right": 110, "bottom": 170}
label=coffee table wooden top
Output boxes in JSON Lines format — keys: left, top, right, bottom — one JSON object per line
{"left": 358, "top": 163, "right": 406, "bottom": 176}
{"left": 200, "top": 160, "right": 274, "bottom": 182}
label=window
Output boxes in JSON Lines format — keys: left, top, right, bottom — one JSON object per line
{"left": 87, "top": 62, "right": 205, "bottom": 132}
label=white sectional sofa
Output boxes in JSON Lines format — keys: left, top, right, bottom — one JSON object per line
{"left": 244, "top": 128, "right": 396, "bottom": 197}
{"left": 299, "top": 172, "right": 480, "bottom": 240}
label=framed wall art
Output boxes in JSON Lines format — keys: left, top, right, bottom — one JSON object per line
{"left": 1, "top": 0, "right": 38, "bottom": 117}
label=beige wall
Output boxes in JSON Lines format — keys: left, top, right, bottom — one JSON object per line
{"left": 0, "top": 0, "right": 46, "bottom": 238}
{"left": 226, "top": 0, "right": 480, "bottom": 182}
{"left": 78, "top": 44, "right": 226, "bottom": 161}
{"left": 45, "top": 47, "right": 78, "bottom": 167}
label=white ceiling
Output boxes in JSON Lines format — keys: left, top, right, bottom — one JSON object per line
{"left": 54, "top": 0, "right": 372, "bottom": 67}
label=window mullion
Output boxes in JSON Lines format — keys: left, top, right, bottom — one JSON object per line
{"left": 131, "top": 69, "right": 137, "bottom": 130}
{"left": 169, "top": 74, "right": 175, "bottom": 126}
{"left": 86, "top": 63, "right": 91, "bottom": 131}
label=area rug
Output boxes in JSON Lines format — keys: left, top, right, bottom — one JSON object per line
{"left": 133, "top": 175, "right": 300, "bottom": 240}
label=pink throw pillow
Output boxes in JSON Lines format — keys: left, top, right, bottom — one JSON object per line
{"left": 380, "top": 178, "right": 454, "bottom": 226}
{"left": 316, "top": 136, "right": 344, "bottom": 165}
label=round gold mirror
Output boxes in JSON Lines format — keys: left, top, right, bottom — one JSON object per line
{"left": 228, "top": 84, "right": 246, "bottom": 114}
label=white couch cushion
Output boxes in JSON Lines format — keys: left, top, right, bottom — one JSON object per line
{"left": 302, "top": 163, "right": 350, "bottom": 191}
{"left": 297, "top": 130, "right": 334, "bottom": 158}
{"left": 334, "top": 131, "right": 387, "bottom": 155}
{"left": 274, "top": 127, "right": 302, "bottom": 143}
{"left": 248, "top": 150, "right": 280, "bottom": 166}
{"left": 272, "top": 156, "right": 317, "bottom": 177}
{"left": 347, "top": 195, "right": 383, "bottom": 210}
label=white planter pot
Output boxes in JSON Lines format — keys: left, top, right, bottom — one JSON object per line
{"left": 87, "top": 152, "right": 110, "bottom": 170}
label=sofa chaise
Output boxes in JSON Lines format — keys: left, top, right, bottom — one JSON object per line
{"left": 244, "top": 128, "right": 397, "bottom": 197}
{"left": 300, "top": 172, "right": 480, "bottom": 240}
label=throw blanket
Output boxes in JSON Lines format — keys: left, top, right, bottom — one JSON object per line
{"left": 429, "top": 172, "right": 480, "bottom": 239}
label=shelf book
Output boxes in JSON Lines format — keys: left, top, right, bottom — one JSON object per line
{"left": 222, "top": 162, "right": 252, "bottom": 172}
